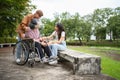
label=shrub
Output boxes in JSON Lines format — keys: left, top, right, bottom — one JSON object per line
{"left": 67, "top": 40, "right": 120, "bottom": 47}
{"left": 0, "top": 37, "right": 17, "bottom": 43}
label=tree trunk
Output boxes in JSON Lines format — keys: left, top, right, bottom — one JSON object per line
{"left": 110, "top": 30, "right": 112, "bottom": 42}
{"left": 86, "top": 37, "right": 90, "bottom": 42}
{"left": 78, "top": 37, "right": 82, "bottom": 45}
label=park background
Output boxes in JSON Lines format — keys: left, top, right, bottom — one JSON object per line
{"left": 0, "top": 0, "right": 120, "bottom": 80}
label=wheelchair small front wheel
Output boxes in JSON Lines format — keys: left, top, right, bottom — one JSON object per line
{"left": 28, "top": 59, "right": 35, "bottom": 68}
{"left": 13, "top": 41, "right": 29, "bottom": 65}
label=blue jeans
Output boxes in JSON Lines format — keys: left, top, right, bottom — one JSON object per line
{"left": 16, "top": 37, "right": 28, "bottom": 59}
{"left": 16, "top": 37, "right": 22, "bottom": 59}
{"left": 49, "top": 41, "right": 66, "bottom": 57}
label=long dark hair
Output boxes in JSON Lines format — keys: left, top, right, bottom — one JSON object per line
{"left": 55, "top": 23, "right": 66, "bottom": 40}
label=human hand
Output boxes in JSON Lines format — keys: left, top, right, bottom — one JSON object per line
{"left": 25, "top": 27, "right": 30, "bottom": 31}
{"left": 33, "top": 39, "right": 40, "bottom": 42}
{"left": 41, "top": 42, "right": 47, "bottom": 47}
{"left": 39, "top": 38, "right": 43, "bottom": 42}
{"left": 35, "top": 24, "right": 40, "bottom": 28}
{"left": 20, "top": 33, "right": 25, "bottom": 39}
{"left": 41, "top": 37, "right": 47, "bottom": 40}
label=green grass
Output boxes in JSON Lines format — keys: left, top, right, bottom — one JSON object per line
{"left": 68, "top": 46, "right": 120, "bottom": 80}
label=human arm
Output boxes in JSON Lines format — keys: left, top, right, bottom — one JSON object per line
{"left": 42, "top": 31, "right": 56, "bottom": 40}
{"left": 21, "top": 14, "right": 31, "bottom": 31}
{"left": 48, "top": 31, "right": 65, "bottom": 45}
{"left": 48, "top": 36, "right": 65, "bottom": 45}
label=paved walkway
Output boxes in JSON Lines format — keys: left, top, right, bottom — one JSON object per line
{"left": 0, "top": 47, "right": 116, "bottom": 80}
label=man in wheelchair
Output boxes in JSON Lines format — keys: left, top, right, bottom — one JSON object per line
{"left": 15, "top": 10, "right": 56, "bottom": 65}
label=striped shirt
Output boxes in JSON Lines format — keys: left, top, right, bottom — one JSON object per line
{"left": 25, "top": 18, "right": 41, "bottom": 42}
{"left": 25, "top": 28, "right": 40, "bottom": 42}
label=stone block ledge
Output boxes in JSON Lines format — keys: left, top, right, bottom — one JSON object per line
{"left": 58, "top": 49, "right": 101, "bottom": 75}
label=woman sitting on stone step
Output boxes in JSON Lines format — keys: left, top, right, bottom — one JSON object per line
{"left": 42, "top": 23, "right": 67, "bottom": 65}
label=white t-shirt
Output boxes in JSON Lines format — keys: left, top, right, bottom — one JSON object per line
{"left": 51, "top": 31, "right": 65, "bottom": 41}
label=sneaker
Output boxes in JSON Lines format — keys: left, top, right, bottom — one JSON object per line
{"left": 35, "top": 57, "right": 40, "bottom": 62}
{"left": 41, "top": 57, "right": 48, "bottom": 63}
{"left": 49, "top": 60, "right": 58, "bottom": 65}
{"left": 16, "top": 58, "right": 20, "bottom": 63}
{"left": 49, "top": 56, "right": 59, "bottom": 60}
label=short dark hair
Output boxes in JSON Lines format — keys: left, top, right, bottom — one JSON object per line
{"left": 29, "top": 19, "right": 37, "bottom": 29}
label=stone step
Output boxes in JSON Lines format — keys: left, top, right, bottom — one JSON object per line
{"left": 58, "top": 49, "right": 101, "bottom": 75}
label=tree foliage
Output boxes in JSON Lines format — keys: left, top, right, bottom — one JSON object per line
{"left": 42, "top": 12, "right": 92, "bottom": 44}
{"left": 107, "top": 15, "right": 120, "bottom": 40}
{"left": 41, "top": 18, "right": 54, "bottom": 36}
{"left": 0, "top": 0, "right": 35, "bottom": 37}
{"left": 42, "top": 7, "right": 120, "bottom": 43}
{"left": 1, "top": 1, "right": 119, "bottom": 43}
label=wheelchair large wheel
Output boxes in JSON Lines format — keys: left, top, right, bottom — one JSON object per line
{"left": 13, "top": 41, "right": 29, "bottom": 65}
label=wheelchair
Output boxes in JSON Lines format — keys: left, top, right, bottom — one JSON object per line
{"left": 13, "top": 38, "right": 41, "bottom": 67}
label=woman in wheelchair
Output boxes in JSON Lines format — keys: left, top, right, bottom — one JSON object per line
{"left": 15, "top": 16, "right": 54, "bottom": 64}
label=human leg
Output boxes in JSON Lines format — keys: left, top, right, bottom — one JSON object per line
{"left": 35, "top": 42, "right": 48, "bottom": 63}
{"left": 48, "top": 44, "right": 66, "bottom": 65}
{"left": 16, "top": 37, "right": 22, "bottom": 62}
{"left": 35, "top": 42, "right": 45, "bottom": 59}
{"left": 42, "top": 45, "right": 52, "bottom": 57}
{"left": 50, "top": 44, "right": 66, "bottom": 57}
